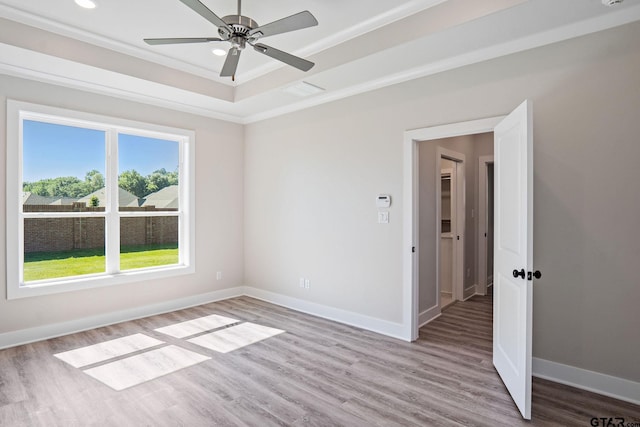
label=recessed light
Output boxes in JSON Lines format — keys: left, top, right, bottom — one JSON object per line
{"left": 75, "top": 0, "right": 97, "bottom": 9}
{"left": 212, "top": 48, "right": 226, "bottom": 57}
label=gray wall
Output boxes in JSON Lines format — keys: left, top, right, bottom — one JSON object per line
{"left": 245, "top": 22, "right": 640, "bottom": 382}
{"left": 0, "top": 75, "right": 244, "bottom": 334}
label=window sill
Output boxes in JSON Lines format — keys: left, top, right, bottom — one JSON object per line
{"left": 7, "top": 264, "right": 195, "bottom": 300}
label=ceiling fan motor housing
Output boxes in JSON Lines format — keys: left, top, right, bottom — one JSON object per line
{"left": 221, "top": 15, "right": 258, "bottom": 36}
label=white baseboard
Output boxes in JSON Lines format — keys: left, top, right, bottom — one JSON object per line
{"left": 463, "top": 284, "right": 477, "bottom": 300}
{"left": 4, "top": 286, "right": 638, "bottom": 407}
{"left": 243, "top": 286, "right": 406, "bottom": 340}
{"left": 533, "top": 357, "right": 640, "bottom": 406}
{"left": 418, "top": 304, "right": 441, "bottom": 328}
{"left": 0, "top": 286, "right": 245, "bottom": 350}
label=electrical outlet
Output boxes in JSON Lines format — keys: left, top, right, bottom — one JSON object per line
{"left": 304, "top": 279, "right": 310, "bottom": 289}
{"left": 299, "top": 277, "right": 305, "bottom": 288}
{"left": 216, "top": 271, "right": 222, "bottom": 280}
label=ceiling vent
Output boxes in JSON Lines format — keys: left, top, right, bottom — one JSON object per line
{"left": 602, "top": 0, "right": 623, "bottom": 6}
{"left": 283, "top": 81, "right": 325, "bottom": 97}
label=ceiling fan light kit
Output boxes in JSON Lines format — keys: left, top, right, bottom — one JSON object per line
{"left": 144, "top": 0, "right": 318, "bottom": 80}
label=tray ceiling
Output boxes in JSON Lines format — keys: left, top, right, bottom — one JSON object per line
{"left": 1, "top": 0, "right": 639, "bottom": 123}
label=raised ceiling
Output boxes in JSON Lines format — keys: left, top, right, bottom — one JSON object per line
{"left": 1, "top": 0, "right": 639, "bottom": 123}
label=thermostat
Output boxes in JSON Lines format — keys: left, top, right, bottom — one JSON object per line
{"left": 376, "top": 194, "right": 391, "bottom": 208}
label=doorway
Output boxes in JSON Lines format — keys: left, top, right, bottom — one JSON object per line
{"left": 403, "top": 101, "right": 534, "bottom": 419}
{"left": 477, "top": 155, "right": 495, "bottom": 296}
{"left": 437, "top": 150, "right": 465, "bottom": 311}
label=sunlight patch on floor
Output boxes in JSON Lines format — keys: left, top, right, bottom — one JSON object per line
{"left": 54, "top": 333, "right": 163, "bottom": 368}
{"left": 53, "top": 316, "right": 286, "bottom": 391}
{"left": 154, "top": 314, "right": 239, "bottom": 338}
{"left": 84, "top": 345, "right": 210, "bottom": 391}
{"left": 188, "top": 322, "right": 285, "bottom": 354}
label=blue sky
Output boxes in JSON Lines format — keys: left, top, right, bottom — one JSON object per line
{"left": 23, "top": 120, "right": 179, "bottom": 182}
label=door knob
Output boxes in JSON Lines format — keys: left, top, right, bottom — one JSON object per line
{"left": 512, "top": 269, "right": 525, "bottom": 279}
{"left": 528, "top": 270, "right": 542, "bottom": 280}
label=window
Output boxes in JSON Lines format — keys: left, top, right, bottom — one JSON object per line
{"left": 7, "top": 100, "right": 195, "bottom": 299}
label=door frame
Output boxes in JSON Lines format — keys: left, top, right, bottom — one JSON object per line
{"left": 403, "top": 116, "right": 504, "bottom": 341}
{"left": 477, "top": 155, "right": 494, "bottom": 296}
{"left": 436, "top": 148, "right": 465, "bottom": 305}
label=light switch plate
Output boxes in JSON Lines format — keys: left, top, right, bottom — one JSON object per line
{"left": 378, "top": 211, "right": 389, "bottom": 224}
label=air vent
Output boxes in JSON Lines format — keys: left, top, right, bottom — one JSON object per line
{"left": 283, "top": 81, "right": 325, "bottom": 97}
{"left": 602, "top": 0, "right": 623, "bottom": 5}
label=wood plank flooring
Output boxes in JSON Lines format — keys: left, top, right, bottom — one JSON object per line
{"left": 1, "top": 294, "right": 639, "bottom": 426}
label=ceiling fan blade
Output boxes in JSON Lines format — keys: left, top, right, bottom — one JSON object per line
{"left": 179, "top": 0, "right": 232, "bottom": 34}
{"left": 253, "top": 43, "right": 314, "bottom": 72}
{"left": 144, "top": 37, "right": 222, "bottom": 45}
{"left": 248, "top": 11, "right": 318, "bottom": 39}
{"left": 220, "top": 47, "right": 241, "bottom": 77}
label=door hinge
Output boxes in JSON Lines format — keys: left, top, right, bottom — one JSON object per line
{"left": 412, "top": 246, "right": 415, "bottom": 253}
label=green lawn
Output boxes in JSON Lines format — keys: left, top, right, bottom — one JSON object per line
{"left": 23, "top": 244, "right": 179, "bottom": 282}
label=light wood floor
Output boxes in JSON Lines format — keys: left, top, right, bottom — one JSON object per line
{"left": 1, "top": 294, "right": 638, "bottom": 426}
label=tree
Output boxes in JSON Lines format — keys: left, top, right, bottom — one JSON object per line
{"left": 23, "top": 168, "right": 177, "bottom": 200}
{"left": 23, "top": 170, "right": 106, "bottom": 198}
{"left": 118, "top": 170, "right": 147, "bottom": 198}
{"left": 146, "top": 168, "right": 171, "bottom": 194}
{"left": 146, "top": 168, "right": 179, "bottom": 194}
{"left": 89, "top": 195, "right": 100, "bottom": 207}
{"left": 85, "top": 170, "right": 105, "bottom": 194}
{"left": 23, "top": 176, "right": 85, "bottom": 197}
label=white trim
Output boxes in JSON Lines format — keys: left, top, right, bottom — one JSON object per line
{"left": 0, "top": 0, "right": 446, "bottom": 85}
{"left": 243, "top": 287, "right": 407, "bottom": 341}
{"left": 533, "top": 357, "right": 640, "bottom": 406}
{"left": 6, "top": 99, "right": 196, "bottom": 299}
{"left": 2, "top": 4, "right": 639, "bottom": 125}
{"left": 403, "top": 117, "right": 503, "bottom": 341}
{"left": 436, "top": 148, "right": 465, "bottom": 304}
{"left": 240, "top": 0, "right": 447, "bottom": 82}
{"left": 2, "top": 281, "right": 638, "bottom": 408}
{"left": 418, "top": 304, "right": 441, "bottom": 328}
{"left": 244, "top": 4, "right": 640, "bottom": 124}
{"left": 0, "top": 43, "right": 244, "bottom": 124}
{"left": 463, "top": 285, "right": 477, "bottom": 300}
{"left": 0, "top": 287, "right": 245, "bottom": 350}
{"left": 477, "top": 155, "right": 494, "bottom": 296}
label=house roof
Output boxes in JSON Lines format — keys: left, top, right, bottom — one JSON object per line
{"left": 140, "top": 185, "right": 179, "bottom": 209}
{"left": 22, "top": 192, "right": 60, "bottom": 205}
{"left": 77, "top": 187, "right": 140, "bottom": 208}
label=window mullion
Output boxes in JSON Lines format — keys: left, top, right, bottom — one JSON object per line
{"left": 105, "top": 129, "right": 120, "bottom": 274}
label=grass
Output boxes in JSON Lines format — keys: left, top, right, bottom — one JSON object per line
{"left": 23, "top": 244, "right": 179, "bottom": 282}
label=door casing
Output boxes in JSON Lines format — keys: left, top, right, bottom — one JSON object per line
{"left": 436, "top": 148, "right": 465, "bottom": 305}
{"left": 477, "top": 155, "right": 494, "bottom": 296}
{"left": 403, "top": 116, "right": 504, "bottom": 341}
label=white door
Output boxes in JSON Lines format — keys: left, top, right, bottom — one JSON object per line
{"left": 493, "top": 100, "right": 533, "bottom": 419}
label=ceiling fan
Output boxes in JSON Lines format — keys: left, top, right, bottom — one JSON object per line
{"left": 144, "top": 0, "right": 318, "bottom": 80}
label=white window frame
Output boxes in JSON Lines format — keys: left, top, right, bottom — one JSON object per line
{"left": 6, "top": 100, "right": 196, "bottom": 300}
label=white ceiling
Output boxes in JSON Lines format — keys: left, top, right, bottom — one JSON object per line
{"left": 1, "top": 0, "right": 639, "bottom": 123}
{"left": 0, "top": 0, "right": 445, "bottom": 84}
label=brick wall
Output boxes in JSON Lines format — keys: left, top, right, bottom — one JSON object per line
{"left": 24, "top": 203, "right": 178, "bottom": 253}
